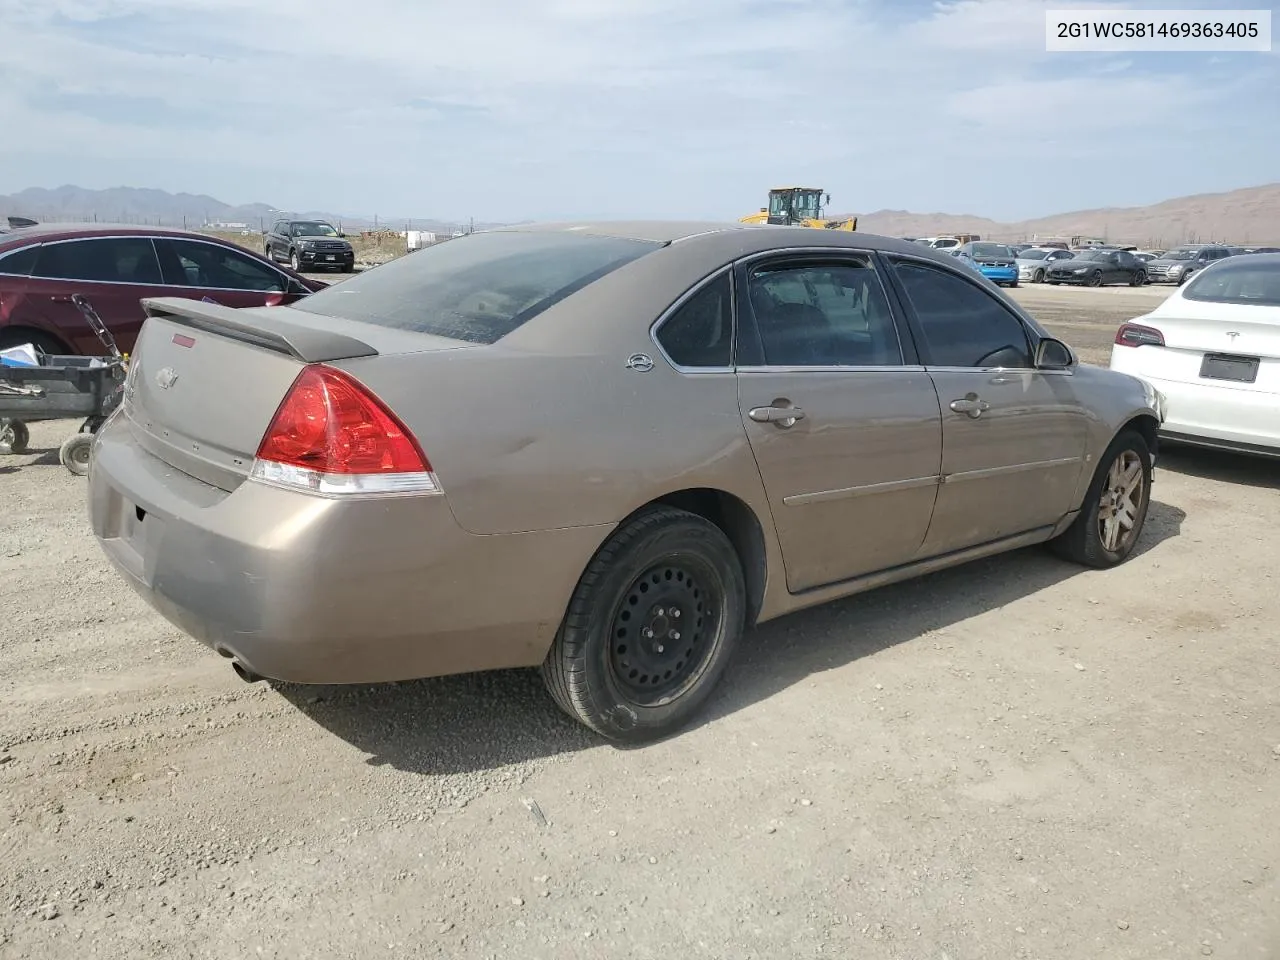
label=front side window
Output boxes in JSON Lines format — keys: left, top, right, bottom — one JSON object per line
{"left": 158, "top": 239, "right": 285, "bottom": 292}
{"left": 289, "top": 230, "right": 660, "bottom": 344}
{"left": 655, "top": 272, "right": 732, "bottom": 368}
{"left": 34, "top": 237, "right": 163, "bottom": 284}
{"left": 743, "top": 259, "right": 902, "bottom": 367}
{"left": 891, "top": 260, "right": 1032, "bottom": 368}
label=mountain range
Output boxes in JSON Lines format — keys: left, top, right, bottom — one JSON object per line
{"left": 3, "top": 182, "right": 1278, "bottom": 246}
{"left": 0, "top": 185, "right": 480, "bottom": 235}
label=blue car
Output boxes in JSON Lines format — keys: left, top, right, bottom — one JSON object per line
{"left": 951, "top": 242, "right": 1019, "bottom": 287}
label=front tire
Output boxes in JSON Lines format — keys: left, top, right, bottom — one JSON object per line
{"left": 541, "top": 506, "right": 746, "bottom": 743}
{"left": 1049, "top": 429, "right": 1152, "bottom": 568}
{"left": 1088, "top": 271, "right": 1103, "bottom": 287}
{"left": 289, "top": 250, "right": 302, "bottom": 272}
{"left": 1033, "top": 268, "right": 1045, "bottom": 283}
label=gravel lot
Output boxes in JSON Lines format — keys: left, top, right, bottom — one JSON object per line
{"left": 2, "top": 284, "right": 1278, "bottom": 960}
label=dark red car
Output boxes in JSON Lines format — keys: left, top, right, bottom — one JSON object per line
{"left": 0, "top": 223, "right": 325, "bottom": 355}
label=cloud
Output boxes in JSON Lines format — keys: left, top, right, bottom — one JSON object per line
{"left": 0, "top": 0, "right": 1276, "bottom": 221}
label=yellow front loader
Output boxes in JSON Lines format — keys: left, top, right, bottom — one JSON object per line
{"left": 739, "top": 187, "right": 857, "bottom": 231}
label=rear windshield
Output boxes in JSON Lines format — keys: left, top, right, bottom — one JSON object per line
{"left": 289, "top": 230, "right": 662, "bottom": 344}
{"left": 1182, "top": 260, "right": 1280, "bottom": 307}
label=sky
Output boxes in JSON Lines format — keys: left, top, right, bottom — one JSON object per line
{"left": 0, "top": 0, "right": 1277, "bottom": 223}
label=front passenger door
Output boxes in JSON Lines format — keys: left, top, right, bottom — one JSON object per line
{"left": 734, "top": 254, "right": 943, "bottom": 592}
{"left": 884, "top": 257, "right": 1090, "bottom": 557}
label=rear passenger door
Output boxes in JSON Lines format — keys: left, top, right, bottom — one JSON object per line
{"left": 883, "top": 256, "right": 1090, "bottom": 556}
{"left": 25, "top": 236, "right": 167, "bottom": 354}
{"left": 734, "top": 252, "right": 943, "bottom": 592}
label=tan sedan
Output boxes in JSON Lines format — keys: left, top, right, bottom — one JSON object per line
{"left": 87, "top": 222, "right": 1164, "bottom": 742}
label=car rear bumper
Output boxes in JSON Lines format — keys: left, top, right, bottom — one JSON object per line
{"left": 87, "top": 412, "right": 610, "bottom": 684}
{"left": 1108, "top": 366, "right": 1280, "bottom": 453}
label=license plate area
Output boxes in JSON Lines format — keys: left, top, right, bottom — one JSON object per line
{"left": 326, "top": 255, "right": 336, "bottom": 261}
{"left": 1199, "top": 353, "right": 1259, "bottom": 384}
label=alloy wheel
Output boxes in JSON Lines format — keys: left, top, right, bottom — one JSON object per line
{"left": 1097, "top": 450, "right": 1144, "bottom": 553}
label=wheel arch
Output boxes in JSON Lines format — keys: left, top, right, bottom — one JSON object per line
{"left": 0, "top": 323, "right": 74, "bottom": 355}
{"left": 1118, "top": 412, "right": 1161, "bottom": 458}
{"left": 630, "top": 487, "right": 770, "bottom": 629}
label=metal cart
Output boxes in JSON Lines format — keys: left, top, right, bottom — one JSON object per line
{"left": 0, "top": 294, "right": 127, "bottom": 475}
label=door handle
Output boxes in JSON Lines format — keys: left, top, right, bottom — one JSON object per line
{"left": 748, "top": 404, "right": 806, "bottom": 427}
{"left": 949, "top": 396, "right": 990, "bottom": 418}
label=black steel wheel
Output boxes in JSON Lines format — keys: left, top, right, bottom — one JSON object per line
{"left": 542, "top": 505, "right": 746, "bottom": 743}
{"left": 0, "top": 419, "right": 30, "bottom": 455}
{"left": 608, "top": 560, "right": 721, "bottom": 706}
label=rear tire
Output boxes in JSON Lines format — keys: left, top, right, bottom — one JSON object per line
{"left": 59, "top": 433, "right": 94, "bottom": 476}
{"left": 1049, "top": 429, "right": 1152, "bottom": 568}
{"left": 541, "top": 506, "right": 746, "bottom": 743}
{"left": 0, "top": 420, "right": 30, "bottom": 455}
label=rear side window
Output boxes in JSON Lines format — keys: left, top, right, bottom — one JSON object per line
{"left": 290, "top": 230, "right": 662, "bottom": 344}
{"left": 0, "top": 244, "right": 38, "bottom": 276}
{"left": 1183, "top": 261, "right": 1280, "bottom": 306}
{"left": 34, "top": 237, "right": 163, "bottom": 284}
{"left": 655, "top": 272, "right": 733, "bottom": 368}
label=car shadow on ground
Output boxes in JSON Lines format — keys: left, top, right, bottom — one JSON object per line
{"left": 278, "top": 500, "right": 1185, "bottom": 775}
{"left": 1157, "top": 444, "right": 1279, "bottom": 490}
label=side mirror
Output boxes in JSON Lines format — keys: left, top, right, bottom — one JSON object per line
{"left": 339, "top": 233, "right": 347, "bottom": 239}
{"left": 1034, "top": 337, "right": 1074, "bottom": 370}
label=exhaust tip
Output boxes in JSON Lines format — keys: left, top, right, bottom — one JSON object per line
{"left": 216, "top": 647, "right": 263, "bottom": 683}
{"left": 229, "top": 659, "right": 264, "bottom": 684}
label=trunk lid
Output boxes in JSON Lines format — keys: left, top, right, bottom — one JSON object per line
{"left": 124, "top": 297, "right": 469, "bottom": 491}
{"left": 1136, "top": 303, "right": 1280, "bottom": 391}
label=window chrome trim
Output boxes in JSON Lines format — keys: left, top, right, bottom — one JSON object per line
{"left": 18, "top": 234, "right": 296, "bottom": 293}
{"left": 737, "top": 364, "right": 927, "bottom": 375}
{"left": 732, "top": 246, "right": 909, "bottom": 369}
{"left": 647, "top": 265, "right": 736, "bottom": 374}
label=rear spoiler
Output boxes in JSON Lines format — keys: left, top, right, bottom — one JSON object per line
{"left": 140, "top": 297, "right": 377, "bottom": 363}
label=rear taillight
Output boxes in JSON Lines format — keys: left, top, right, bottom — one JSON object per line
{"left": 1114, "top": 322, "right": 1165, "bottom": 348}
{"left": 251, "top": 364, "right": 441, "bottom": 496}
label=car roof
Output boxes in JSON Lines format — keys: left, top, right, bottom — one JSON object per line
{"left": 485, "top": 219, "right": 956, "bottom": 261}
{"left": 0, "top": 222, "right": 244, "bottom": 248}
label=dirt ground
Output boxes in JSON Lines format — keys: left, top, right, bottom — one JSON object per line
{"left": 2, "top": 284, "right": 1278, "bottom": 960}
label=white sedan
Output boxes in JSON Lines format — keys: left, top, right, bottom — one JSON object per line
{"left": 1109, "top": 253, "right": 1279, "bottom": 458}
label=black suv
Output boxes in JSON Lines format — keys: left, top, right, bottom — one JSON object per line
{"left": 264, "top": 219, "right": 355, "bottom": 273}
